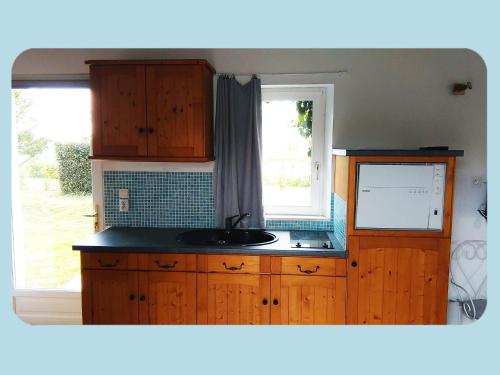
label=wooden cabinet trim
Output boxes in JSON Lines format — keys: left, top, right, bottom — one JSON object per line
{"left": 86, "top": 59, "right": 216, "bottom": 73}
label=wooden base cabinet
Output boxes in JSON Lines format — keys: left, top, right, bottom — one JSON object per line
{"left": 145, "top": 272, "right": 197, "bottom": 324}
{"left": 81, "top": 253, "right": 347, "bottom": 325}
{"left": 271, "top": 275, "right": 346, "bottom": 325}
{"left": 347, "top": 236, "right": 451, "bottom": 324}
{"left": 82, "top": 270, "right": 197, "bottom": 325}
{"left": 197, "top": 273, "right": 270, "bottom": 325}
{"left": 82, "top": 270, "right": 139, "bottom": 324}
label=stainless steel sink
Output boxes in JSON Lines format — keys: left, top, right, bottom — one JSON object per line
{"left": 177, "top": 229, "right": 278, "bottom": 246}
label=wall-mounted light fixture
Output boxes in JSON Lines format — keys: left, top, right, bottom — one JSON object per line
{"left": 452, "top": 81, "right": 472, "bottom": 95}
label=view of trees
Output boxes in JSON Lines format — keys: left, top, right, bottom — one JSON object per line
{"left": 296, "top": 100, "right": 313, "bottom": 156}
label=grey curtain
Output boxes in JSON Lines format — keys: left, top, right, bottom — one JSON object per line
{"left": 214, "top": 75, "right": 265, "bottom": 229}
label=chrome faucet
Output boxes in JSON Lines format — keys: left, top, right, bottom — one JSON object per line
{"left": 225, "top": 212, "right": 251, "bottom": 231}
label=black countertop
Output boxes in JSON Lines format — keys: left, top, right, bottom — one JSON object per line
{"left": 73, "top": 227, "right": 347, "bottom": 257}
{"left": 332, "top": 148, "right": 464, "bottom": 157}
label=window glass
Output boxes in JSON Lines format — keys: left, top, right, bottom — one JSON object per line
{"left": 262, "top": 86, "right": 328, "bottom": 217}
{"left": 12, "top": 88, "right": 93, "bottom": 290}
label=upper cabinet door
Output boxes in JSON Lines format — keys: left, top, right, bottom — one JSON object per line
{"left": 146, "top": 65, "right": 212, "bottom": 160}
{"left": 91, "top": 65, "right": 147, "bottom": 157}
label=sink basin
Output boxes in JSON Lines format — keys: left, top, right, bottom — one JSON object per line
{"left": 177, "top": 229, "right": 278, "bottom": 246}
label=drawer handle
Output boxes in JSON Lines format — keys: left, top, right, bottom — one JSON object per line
{"left": 297, "top": 265, "right": 320, "bottom": 274}
{"left": 155, "top": 260, "right": 178, "bottom": 269}
{"left": 223, "top": 262, "right": 244, "bottom": 271}
{"left": 97, "top": 259, "right": 120, "bottom": 268}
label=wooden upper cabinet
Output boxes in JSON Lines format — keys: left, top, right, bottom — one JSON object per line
{"left": 146, "top": 65, "right": 213, "bottom": 159}
{"left": 90, "top": 65, "right": 147, "bottom": 157}
{"left": 88, "top": 60, "right": 214, "bottom": 161}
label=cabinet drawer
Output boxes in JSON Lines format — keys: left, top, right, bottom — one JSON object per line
{"left": 145, "top": 254, "right": 196, "bottom": 272}
{"left": 81, "top": 252, "right": 139, "bottom": 270}
{"left": 279, "top": 257, "right": 346, "bottom": 277}
{"left": 204, "top": 255, "right": 263, "bottom": 274}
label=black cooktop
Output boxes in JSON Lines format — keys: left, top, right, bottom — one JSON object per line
{"left": 289, "top": 231, "right": 335, "bottom": 249}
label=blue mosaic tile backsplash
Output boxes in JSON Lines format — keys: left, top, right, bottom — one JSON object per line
{"left": 104, "top": 171, "right": 215, "bottom": 228}
{"left": 104, "top": 171, "right": 344, "bottom": 241}
{"left": 332, "top": 193, "right": 347, "bottom": 249}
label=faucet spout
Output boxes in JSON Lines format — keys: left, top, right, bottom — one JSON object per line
{"left": 225, "top": 212, "right": 251, "bottom": 231}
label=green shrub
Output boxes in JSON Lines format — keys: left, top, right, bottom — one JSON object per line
{"left": 55, "top": 143, "right": 91, "bottom": 195}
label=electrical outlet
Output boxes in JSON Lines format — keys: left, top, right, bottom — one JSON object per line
{"left": 119, "top": 198, "right": 129, "bottom": 212}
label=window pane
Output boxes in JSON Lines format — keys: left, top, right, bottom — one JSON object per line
{"left": 12, "top": 88, "right": 93, "bottom": 290}
{"left": 262, "top": 99, "right": 313, "bottom": 208}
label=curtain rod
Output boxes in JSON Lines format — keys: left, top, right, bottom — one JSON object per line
{"left": 215, "top": 70, "right": 348, "bottom": 76}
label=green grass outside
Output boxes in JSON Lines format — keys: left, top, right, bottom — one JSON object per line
{"left": 19, "top": 177, "right": 93, "bottom": 289}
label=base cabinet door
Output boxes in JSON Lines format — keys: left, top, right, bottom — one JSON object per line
{"left": 82, "top": 270, "right": 139, "bottom": 324}
{"left": 271, "top": 275, "right": 346, "bottom": 325}
{"left": 347, "top": 236, "right": 451, "bottom": 324}
{"left": 197, "top": 273, "right": 270, "bottom": 325}
{"left": 142, "top": 271, "right": 197, "bottom": 324}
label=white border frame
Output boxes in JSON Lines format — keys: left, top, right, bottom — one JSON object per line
{"left": 261, "top": 84, "right": 333, "bottom": 219}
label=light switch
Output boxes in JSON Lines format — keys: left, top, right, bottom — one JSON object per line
{"left": 119, "top": 189, "right": 129, "bottom": 199}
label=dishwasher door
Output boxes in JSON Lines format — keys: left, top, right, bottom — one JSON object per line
{"left": 355, "top": 163, "right": 445, "bottom": 230}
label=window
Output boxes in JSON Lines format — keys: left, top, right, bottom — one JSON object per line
{"left": 262, "top": 85, "right": 333, "bottom": 218}
{"left": 11, "top": 84, "right": 94, "bottom": 291}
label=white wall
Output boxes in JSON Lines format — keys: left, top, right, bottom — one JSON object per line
{"left": 12, "top": 48, "right": 487, "bottom": 301}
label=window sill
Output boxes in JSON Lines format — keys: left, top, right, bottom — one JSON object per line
{"left": 265, "top": 214, "right": 330, "bottom": 221}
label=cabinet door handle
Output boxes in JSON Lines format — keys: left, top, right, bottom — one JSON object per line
{"left": 155, "top": 260, "right": 178, "bottom": 269}
{"left": 351, "top": 260, "right": 358, "bottom": 268}
{"left": 138, "top": 127, "right": 145, "bottom": 133}
{"left": 97, "top": 259, "right": 119, "bottom": 268}
{"left": 129, "top": 294, "right": 136, "bottom": 301}
{"left": 148, "top": 128, "right": 155, "bottom": 134}
{"left": 139, "top": 295, "right": 146, "bottom": 302}
{"left": 262, "top": 298, "right": 268, "bottom": 305}
{"left": 273, "top": 299, "right": 279, "bottom": 306}
{"left": 172, "top": 106, "right": 177, "bottom": 113}
{"left": 297, "top": 265, "right": 320, "bottom": 274}
{"left": 222, "top": 262, "right": 244, "bottom": 271}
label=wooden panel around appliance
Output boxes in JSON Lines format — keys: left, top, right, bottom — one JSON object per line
{"left": 198, "top": 254, "right": 265, "bottom": 274}
{"left": 90, "top": 64, "right": 147, "bottom": 157}
{"left": 347, "top": 236, "right": 450, "bottom": 324}
{"left": 141, "top": 271, "right": 197, "bottom": 324}
{"left": 280, "top": 257, "right": 346, "bottom": 277}
{"left": 81, "top": 252, "right": 139, "bottom": 270}
{"left": 271, "top": 275, "right": 346, "bottom": 324}
{"left": 346, "top": 156, "right": 456, "bottom": 238}
{"left": 144, "top": 253, "right": 197, "bottom": 272}
{"left": 334, "top": 155, "right": 349, "bottom": 201}
{"left": 81, "top": 270, "right": 139, "bottom": 324}
{"left": 197, "top": 273, "right": 270, "bottom": 325}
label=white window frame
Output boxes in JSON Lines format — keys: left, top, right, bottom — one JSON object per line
{"left": 262, "top": 84, "right": 333, "bottom": 219}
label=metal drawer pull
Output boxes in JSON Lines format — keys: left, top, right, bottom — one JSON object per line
{"left": 97, "top": 259, "right": 120, "bottom": 268}
{"left": 155, "top": 260, "right": 178, "bottom": 269}
{"left": 223, "top": 262, "right": 244, "bottom": 271}
{"left": 297, "top": 265, "right": 320, "bottom": 274}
